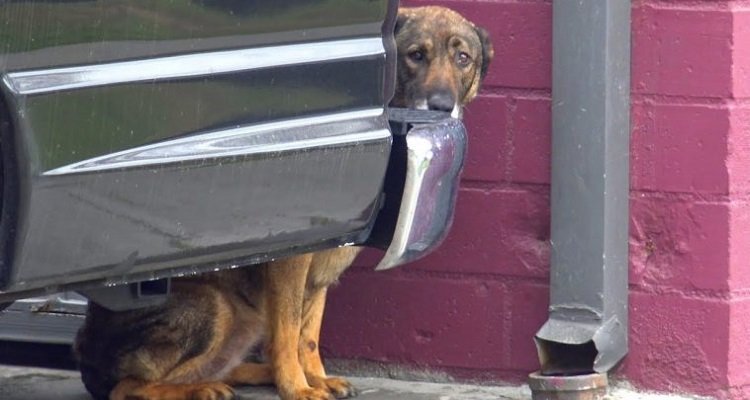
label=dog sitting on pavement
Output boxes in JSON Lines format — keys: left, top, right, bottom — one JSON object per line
{"left": 74, "top": 6, "right": 493, "bottom": 400}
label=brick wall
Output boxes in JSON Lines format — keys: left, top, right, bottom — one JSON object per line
{"left": 323, "top": 1, "right": 750, "bottom": 398}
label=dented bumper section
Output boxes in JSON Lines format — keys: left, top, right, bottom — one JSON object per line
{"left": 369, "top": 108, "right": 467, "bottom": 271}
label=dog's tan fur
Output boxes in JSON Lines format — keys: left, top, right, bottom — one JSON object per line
{"left": 391, "top": 6, "right": 493, "bottom": 117}
{"left": 75, "top": 7, "right": 493, "bottom": 400}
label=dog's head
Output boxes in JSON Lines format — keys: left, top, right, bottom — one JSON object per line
{"left": 391, "top": 6, "right": 494, "bottom": 118}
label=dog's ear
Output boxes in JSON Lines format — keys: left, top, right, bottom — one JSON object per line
{"left": 474, "top": 26, "right": 494, "bottom": 80}
{"left": 394, "top": 12, "right": 409, "bottom": 35}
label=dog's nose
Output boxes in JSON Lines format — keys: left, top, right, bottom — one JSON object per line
{"left": 427, "top": 91, "right": 455, "bottom": 113}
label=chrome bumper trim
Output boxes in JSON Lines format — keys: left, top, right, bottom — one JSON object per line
{"left": 4, "top": 37, "right": 384, "bottom": 95}
{"left": 44, "top": 108, "right": 387, "bottom": 175}
{"left": 375, "top": 113, "right": 466, "bottom": 270}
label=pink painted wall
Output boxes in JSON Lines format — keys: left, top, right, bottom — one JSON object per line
{"left": 323, "top": 1, "right": 750, "bottom": 399}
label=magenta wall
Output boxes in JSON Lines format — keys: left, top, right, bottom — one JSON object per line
{"left": 323, "top": 1, "right": 750, "bottom": 398}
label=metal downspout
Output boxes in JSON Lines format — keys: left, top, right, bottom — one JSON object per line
{"left": 531, "top": 1, "right": 631, "bottom": 398}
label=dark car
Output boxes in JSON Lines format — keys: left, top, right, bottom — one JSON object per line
{"left": 0, "top": 0, "right": 465, "bottom": 343}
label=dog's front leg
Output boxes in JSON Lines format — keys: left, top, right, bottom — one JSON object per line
{"left": 266, "top": 253, "right": 333, "bottom": 400}
{"left": 300, "top": 287, "right": 357, "bottom": 399}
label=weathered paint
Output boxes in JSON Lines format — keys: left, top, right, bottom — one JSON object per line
{"left": 324, "top": 0, "right": 750, "bottom": 399}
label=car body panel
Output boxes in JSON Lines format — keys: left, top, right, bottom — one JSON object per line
{"left": 0, "top": 0, "right": 397, "bottom": 294}
{"left": 0, "top": 0, "right": 387, "bottom": 70}
{"left": 0, "top": 1, "right": 470, "bottom": 344}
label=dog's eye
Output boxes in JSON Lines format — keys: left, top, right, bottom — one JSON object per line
{"left": 409, "top": 50, "right": 425, "bottom": 62}
{"left": 457, "top": 52, "right": 471, "bottom": 66}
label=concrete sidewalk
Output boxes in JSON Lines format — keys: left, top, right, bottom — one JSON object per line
{"left": 0, "top": 366, "right": 528, "bottom": 400}
{"left": 0, "top": 365, "right": 705, "bottom": 400}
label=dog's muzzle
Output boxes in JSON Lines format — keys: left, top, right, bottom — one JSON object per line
{"left": 427, "top": 91, "right": 455, "bottom": 113}
{"left": 413, "top": 97, "right": 463, "bottom": 119}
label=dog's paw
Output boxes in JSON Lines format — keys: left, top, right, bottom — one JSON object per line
{"left": 307, "top": 376, "right": 358, "bottom": 399}
{"left": 190, "top": 382, "right": 235, "bottom": 400}
{"left": 122, "top": 382, "right": 235, "bottom": 400}
{"left": 289, "top": 387, "right": 335, "bottom": 400}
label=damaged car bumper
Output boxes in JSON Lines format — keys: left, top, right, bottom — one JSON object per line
{"left": 371, "top": 109, "right": 467, "bottom": 271}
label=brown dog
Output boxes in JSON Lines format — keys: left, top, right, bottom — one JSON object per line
{"left": 74, "top": 7, "right": 493, "bottom": 400}
{"left": 391, "top": 6, "right": 493, "bottom": 117}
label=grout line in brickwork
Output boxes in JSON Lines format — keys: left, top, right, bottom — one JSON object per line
{"left": 350, "top": 266, "right": 740, "bottom": 303}
{"left": 479, "top": 86, "right": 550, "bottom": 100}
{"left": 503, "top": 97, "right": 517, "bottom": 184}
{"left": 633, "top": 94, "right": 730, "bottom": 107}
{"left": 349, "top": 266, "right": 740, "bottom": 302}
{"left": 459, "top": 180, "right": 550, "bottom": 192}
{"left": 454, "top": 183, "right": 738, "bottom": 204}
{"left": 480, "top": 92, "right": 750, "bottom": 109}
{"left": 633, "top": 190, "right": 750, "bottom": 204}
{"left": 501, "top": 277, "right": 513, "bottom": 368}
{"left": 637, "top": 0, "right": 731, "bottom": 11}
{"left": 629, "top": 284, "right": 733, "bottom": 301}
{"left": 411, "top": 0, "right": 748, "bottom": 11}
{"left": 630, "top": 189, "right": 732, "bottom": 204}
{"left": 348, "top": 267, "right": 551, "bottom": 286}
{"left": 729, "top": 290, "right": 750, "bottom": 301}
{"left": 407, "top": 0, "right": 551, "bottom": 5}
{"left": 726, "top": 193, "right": 750, "bottom": 202}
{"left": 633, "top": 94, "right": 750, "bottom": 107}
